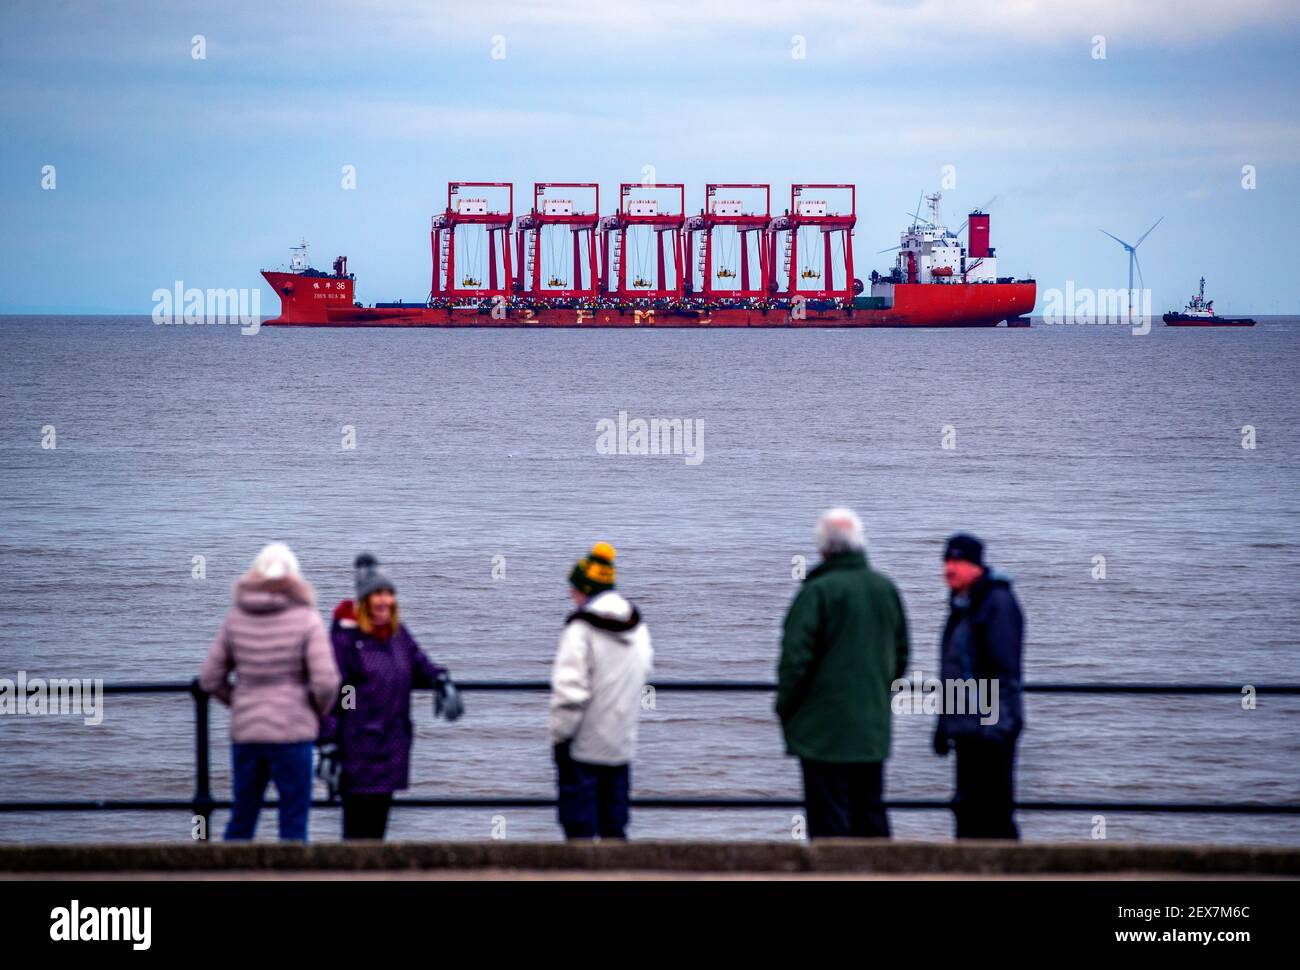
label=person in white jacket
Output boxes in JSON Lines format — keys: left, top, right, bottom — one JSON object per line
{"left": 549, "top": 542, "right": 653, "bottom": 839}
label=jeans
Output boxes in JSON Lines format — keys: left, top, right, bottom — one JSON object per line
{"left": 224, "top": 741, "right": 314, "bottom": 842}
{"left": 799, "top": 759, "right": 890, "bottom": 839}
{"left": 554, "top": 742, "right": 630, "bottom": 839}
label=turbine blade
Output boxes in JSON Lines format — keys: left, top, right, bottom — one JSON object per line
{"left": 1100, "top": 229, "right": 1133, "bottom": 248}
{"left": 1133, "top": 251, "right": 1144, "bottom": 290}
{"left": 1136, "top": 215, "right": 1163, "bottom": 248}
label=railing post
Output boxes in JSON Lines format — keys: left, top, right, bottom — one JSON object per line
{"left": 189, "top": 678, "right": 215, "bottom": 840}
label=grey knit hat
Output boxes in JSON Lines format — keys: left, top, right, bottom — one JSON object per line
{"left": 354, "top": 553, "right": 395, "bottom": 600}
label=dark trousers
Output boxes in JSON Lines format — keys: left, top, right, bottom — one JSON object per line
{"left": 799, "top": 759, "right": 890, "bottom": 839}
{"left": 953, "top": 735, "right": 1019, "bottom": 839}
{"left": 554, "top": 743, "right": 630, "bottom": 839}
{"left": 341, "top": 792, "right": 394, "bottom": 840}
{"left": 225, "top": 741, "right": 313, "bottom": 842}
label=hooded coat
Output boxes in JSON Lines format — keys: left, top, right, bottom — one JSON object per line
{"left": 777, "top": 550, "right": 910, "bottom": 763}
{"left": 937, "top": 568, "right": 1025, "bottom": 744}
{"left": 199, "top": 572, "right": 340, "bottom": 744}
{"left": 549, "top": 590, "right": 654, "bottom": 766}
{"left": 317, "top": 601, "right": 447, "bottom": 795}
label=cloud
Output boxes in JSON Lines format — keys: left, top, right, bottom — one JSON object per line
{"left": 7, "top": 72, "right": 1298, "bottom": 171}
{"left": 380, "top": 0, "right": 1300, "bottom": 49}
{"left": 4, "top": 0, "right": 1298, "bottom": 72}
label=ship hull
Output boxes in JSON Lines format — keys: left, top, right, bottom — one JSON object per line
{"left": 261, "top": 272, "right": 1035, "bottom": 328}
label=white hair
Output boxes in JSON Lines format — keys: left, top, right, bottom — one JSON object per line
{"left": 816, "top": 508, "right": 865, "bottom": 555}
{"left": 251, "top": 542, "right": 301, "bottom": 579}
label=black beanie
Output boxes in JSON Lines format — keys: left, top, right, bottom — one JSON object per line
{"left": 943, "top": 533, "right": 984, "bottom": 566}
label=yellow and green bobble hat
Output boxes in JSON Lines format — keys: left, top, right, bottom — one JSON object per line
{"left": 569, "top": 542, "right": 617, "bottom": 596}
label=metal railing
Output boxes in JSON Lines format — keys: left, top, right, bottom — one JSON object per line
{"left": 3, "top": 680, "right": 1299, "bottom": 835}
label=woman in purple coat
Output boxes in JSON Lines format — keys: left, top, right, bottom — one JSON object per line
{"left": 317, "top": 554, "right": 463, "bottom": 839}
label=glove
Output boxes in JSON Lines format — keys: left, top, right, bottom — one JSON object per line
{"left": 932, "top": 725, "right": 952, "bottom": 757}
{"left": 315, "top": 743, "right": 342, "bottom": 800}
{"left": 433, "top": 671, "right": 464, "bottom": 722}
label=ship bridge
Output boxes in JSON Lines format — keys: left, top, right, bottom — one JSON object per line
{"left": 877, "top": 193, "right": 999, "bottom": 291}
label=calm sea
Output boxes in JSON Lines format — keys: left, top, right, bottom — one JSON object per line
{"left": 1, "top": 316, "right": 1297, "bottom": 845}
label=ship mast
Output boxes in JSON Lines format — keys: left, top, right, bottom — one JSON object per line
{"left": 926, "top": 192, "right": 943, "bottom": 229}
{"left": 290, "top": 239, "right": 309, "bottom": 273}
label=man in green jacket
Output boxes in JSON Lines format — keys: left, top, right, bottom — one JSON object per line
{"left": 777, "top": 508, "right": 910, "bottom": 838}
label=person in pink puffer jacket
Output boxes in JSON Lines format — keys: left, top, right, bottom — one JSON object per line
{"left": 199, "top": 543, "right": 340, "bottom": 841}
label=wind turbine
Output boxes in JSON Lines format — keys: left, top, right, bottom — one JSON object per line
{"left": 1100, "top": 217, "right": 1162, "bottom": 321}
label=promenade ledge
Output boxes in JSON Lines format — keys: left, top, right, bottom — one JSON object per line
{"left": 1, "top": 840, "right": 1297, "bottom": 879}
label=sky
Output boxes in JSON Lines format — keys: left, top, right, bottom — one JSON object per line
{"left": 2, "top": 0, "right": 1299, "bottom": 314}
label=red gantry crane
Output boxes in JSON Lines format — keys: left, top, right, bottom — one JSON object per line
{"left": 514, "top": 183, "right": 599, "bottom": 301}
{"left": 430, "top": 182, "right": 514, "bottom": 302}
{"left": 684, "top": 183, "right": 771, "bottom": 300}
{"left": 600, "top": 183, "right": 686, "bottom": 301}
{"left": 768, "top": 184, "right": 856, "bottom": 302}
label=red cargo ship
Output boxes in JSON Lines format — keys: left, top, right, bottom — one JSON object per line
{"left": 261, "top": 184, "right": 1035, "bottom": 328}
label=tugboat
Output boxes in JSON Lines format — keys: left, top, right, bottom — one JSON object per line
{"left": 1163, "top": 277, "right": 1255, "bottom": 326}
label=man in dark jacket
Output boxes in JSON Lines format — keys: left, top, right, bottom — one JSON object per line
{"left": 933, "top": 533, "right": 1025, "bottom": 839}
{"left": 778, "top": 508, "right": 910, "bottom": 839}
